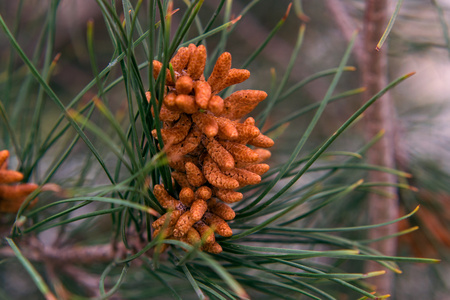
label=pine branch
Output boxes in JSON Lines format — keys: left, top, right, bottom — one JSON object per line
{"left": 361, "top": 0, "right": 399, "bottom": 295}
{"left": 0, "top": 235, "right": 145, "bottom": 264}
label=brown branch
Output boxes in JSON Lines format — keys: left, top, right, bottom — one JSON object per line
{"left": 328, "top": 0, "right": 400, "bottom": 295}
{"left": 0, "top": 234, "right": 147, "bottom": 297}
{"left": 0, "top": 233, "right": 149, "bottom": 264}
{"left": 361, "top": 0, "right": 398, "bottom": 296}
{"left": 0, "top": 240, "right": 117, "bottom": 264}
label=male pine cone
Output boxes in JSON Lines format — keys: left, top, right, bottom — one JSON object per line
{"left": 150, "top": 44, "right": 273, "bottom": 254}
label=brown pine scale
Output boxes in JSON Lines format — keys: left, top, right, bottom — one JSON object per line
{"left": 187, "top": 45, "right": 207, "bottom": 80}
{"left": 0, "top": 184, "right": 39, "bottom": 213}
{"left": 208, "top": 198, "right": 235, "bottom": 220}
{"left": 195, "top": 186, "right": 212, "bottom": 200}
{"left": 170, "top": 47, "right": 190, "bottom": 73}
{"left": 152, "top": 210, "right": 183, "bottom": 230}
{"left": 244, "top": 117, "right": 256, "bottom": 126}
{"left": 193, "top": 81, "right": 211, "bottom": 109}
{"left": 213, "top": 188, "right": 243, "bottom": 203}
{"left": 163, "top": 92, "right": 178, "bottom": 111}
{"left": 171, "top": 171, "right": 193, "bottom": 189}
{"left": 192, "top": 112, "right": 218, "bottom": 138}
{"left": 168, "top": 156, "right": 195, "bottom": 172}
{"left": 152, "top": 114, "right": 191, "bottom": 146}
{"left": 179, "top": 187, "right": 195, "bottom": 206}
{"left": 0, "top": 183, "right": 38, "bottom": 197}
{"left": 243, "top": 163, "right": 270, "bottom": 175}
{"left": 234, "top": 122, "right": 260, "bottom": 142}
{"left": 146, "top": 91, "right": 181, "bottom": 122}
{"left": 166, "top": 126, "right": 202, "bottom": 159}
{"left": 202, "top": 242, "right": 223, "bottom": 254}
{"left": 222, "top": 90, "right": 268, "bottom": 120}
{"left": 223, "top": 168, "right": 261, "bottom": 187}
{"left": 185, "top": 162, "right": 206, "bottom": 187}
{"left": 203, "top": 138, "right": 235, "bottom": 171}
{"left": 173, "top": 211, "right": 196, "bottom": 238}
{"left": 0, "top": 150, "right": 39, "bottom": 213}
{"left": 193, "top": 221, "right": 215, "bottom": 244}
{"left": 190, "top": 199, "right": 208, "bottom": 220}
{"left": 153, "top": 184, "right": 181, "bottom": 210}
{"left": 203, "top": 155, "right": 239, "bottom": 190}
{"left": 0, "top": 170, "right": 24, "bottom": 184}
{"left": 187, "top": 43, "right": 197, "bottom": 56}
{"left": 159, "top": 104, "right": 181, "bottom": 122}
{"left": 215, "top": 68, "right": 251, "bottom": 92}
{"left": 150, "top": 45, "right": 273, "bottom": 253}
{"left": 175, "top": 94, "right": 197, "bottom": 114}
{"left": 208, "top": 52, "right": 232, "bottom": 92}
{"left": 175, "top": 75, "right": 194, "bottom": 95}
{"left": 152, "top": 226, "right": 174, "bottom": 240}
{"left": 216, "top": 117, "right": 239, "bottom": 140}
{"left": 152, "top": 60, "right": 163, "bottom": 79}
{"left": 152, "top": 60, "right": 173, "bottom": 85}
{"left": 0, "top": 150, "right": 9, "bottom": 167}
{"left": 219, "top": 140, "right": 259, "bottom": 163}
{"left": 203, "top": 212, "right": 232, "bottom": 237}
{"left": 254, "top": 149, "right": 272, "bottom": 163}
{"left": 183, "top": 227, "right": 201, "bottom": 245}
{"left": 248, "top": 133, "right": 275, "bottom": 148}
{"left": 207, "top": 95, "right": 224, "bottom": 115}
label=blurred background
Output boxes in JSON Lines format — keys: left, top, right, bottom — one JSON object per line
{"left": 1, "top": 0, "right": 450, "bottom": 299}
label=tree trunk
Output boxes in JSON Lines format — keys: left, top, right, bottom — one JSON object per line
{"left": 361, "top": 0, "right": 398, "bottom": 296}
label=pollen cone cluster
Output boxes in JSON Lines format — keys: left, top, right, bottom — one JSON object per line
{"left": 0, "top": 150, "right": 38, "bottom": 213}
{"left": 150, "top": 44, "right": 274, "bottom": 253}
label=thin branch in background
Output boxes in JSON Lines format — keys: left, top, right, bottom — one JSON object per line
{"left": 328, "top": 0, "right": 401, "bottom": 294}
{"left": 326, "top": 0, "right": 364, "bottom": 63}
{"left": 0, "top": 235, "right": 127, "bottom": 264}
{"left": 361, "top": 0, "right": 399, "bottom": 296}
{"left": 328, "top": 0, "right": 403, "bottom": 295}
